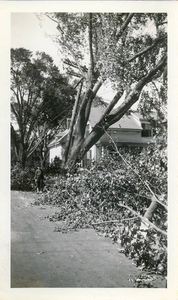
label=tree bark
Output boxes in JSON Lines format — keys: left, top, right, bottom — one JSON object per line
{"left": 118, "top": 204, "right": 167, "bottom": 236}
{"left": 144, "top": 196, "right": 158, "bottom": 221}
{"left": 64, "top": 80, "right": 83, "bottom": 163}
{"left": 65, "top": 55, "right": 166, "bottom": 171}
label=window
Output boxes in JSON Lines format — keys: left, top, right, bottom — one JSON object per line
{"left": 141, "top": 122, "right": 152, "bottom": 137}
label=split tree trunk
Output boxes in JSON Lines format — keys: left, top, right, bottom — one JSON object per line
{"left": 144, "top": 195, "right": 158, "bottom": 221}
{"left": 65, "top": 55, "right": 166, "bottom": 171}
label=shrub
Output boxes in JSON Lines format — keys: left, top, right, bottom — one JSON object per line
{"left": 11, "top": 165, "right": 35, "bottom": 191}
{"left": 45, "top": 156, "right": 66, "bottom": 175}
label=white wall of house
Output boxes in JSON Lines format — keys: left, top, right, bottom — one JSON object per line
{"left": 49, "top": 145, "right": 63, "bottom": 163}
{"left": 85, "top": 145, "right": 97, "bottom": 161}
{"left": 49, "top": 127, "right": 154, "bottom": 166}
{"left": 91, "top": 145, "right": 97, "bottom": 160}
{"left": 49, "top": 144, "right": 97, "bottom": 166}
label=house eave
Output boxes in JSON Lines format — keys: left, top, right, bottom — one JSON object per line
{"left": 96, "top": 139, "right": 155, "bottom": 146}
{"left": 48, "top": 131, "right": 69, "bottom": 148}
{"left": 107, "top": 128, "right": 142, "bottom": 132}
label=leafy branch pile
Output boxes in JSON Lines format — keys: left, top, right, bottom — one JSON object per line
{"left": 36, "top": 146, "right": 167, "bottom": 276}
{"left": 11, "top": 164, "right": 36, "bottom": 191}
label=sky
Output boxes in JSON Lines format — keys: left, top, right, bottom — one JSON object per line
{"left": 11, "top": 12, "right": 121, "bottom": 104}
{"left": 11, "top": 13, "right": 61, "bottom": 66}
{"left": 11, "top": 13, "right": 148, "bottom": 107}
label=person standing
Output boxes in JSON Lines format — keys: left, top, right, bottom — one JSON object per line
{"left": 35, "top": 167, "right": 44, "bottom": 193}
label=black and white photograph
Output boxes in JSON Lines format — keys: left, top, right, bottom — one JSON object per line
{"left": 0, "top": 1, "right": 178, "bottom": 300}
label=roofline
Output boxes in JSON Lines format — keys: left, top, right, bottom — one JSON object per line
{"left": 48, "top": 131, "right": 69, "bottom": 148}
{"left": 96, "top": 140, "right": 155, "bottom": 146}
{"left": 107, "top": 127, "right": 142, "bottom": 132}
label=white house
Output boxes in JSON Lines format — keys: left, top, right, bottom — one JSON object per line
{"left": 48, "top": 107, "right": 155, "bottom": 166}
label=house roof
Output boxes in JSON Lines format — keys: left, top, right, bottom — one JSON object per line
{"left": 89, "top": 107, "right": 142, "bottom": 130}
{"left": 48, "top": 129, "right": 69, "bottom": 148}
{"left": 48, "top": 107, "right": 152, "bottom": 148}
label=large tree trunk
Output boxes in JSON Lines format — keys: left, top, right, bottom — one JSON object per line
{"left": 65, "top": 55, "right": 166, "bottom": 171}
{"left": 57, "top": 12, "right": 167, "bottom": 172}
{"left": 64, "top": 81, "right": 102, "bottom": 170}
{"left": 144, "top": 195, "right": 158, "bottom": 221}
{"left": 64, "top": 81, "right": 83, "bottom": 163}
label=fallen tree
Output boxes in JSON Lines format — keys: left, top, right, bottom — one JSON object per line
{"left": 42, "top": 12, "right": 167, "bottom": 171}
{"left": 36, "top": 139, "right": 167, "bottom": 276}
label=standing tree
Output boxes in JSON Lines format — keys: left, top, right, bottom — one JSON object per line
{"left": 138, "top": 77, "right": 167, "bottom": 146}
{"left": 11, "top": 48, "right": 76, "bottom": 168}
{"left": 43, "top": 13, "right": 167, "bottom": 170}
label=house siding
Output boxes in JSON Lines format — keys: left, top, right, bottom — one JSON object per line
{"left": 91, "top": 145, "right": 97, "bottom": 160}
{"left": 48, "top": 109, "right": 155, "bottom": 165}
{"left": 49, "top": 145, "right": 63, "bottom": 163}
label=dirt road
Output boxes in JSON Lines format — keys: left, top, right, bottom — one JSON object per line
{"left": 11, "top": 191, "right": 164, "bottom": 288}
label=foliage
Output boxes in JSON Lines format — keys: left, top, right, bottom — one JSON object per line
{"left": 49, "top": 13, "right": 167, "bottom": 86}
{"left": 138, "top": 78, "right": 167, "bottom": 144}
{"left": 117, "top": 221, "right": 167, "bottom": 275}
{"left": 11, "top": 48, "right": 76, "bottom": 168}
{"left": 45, "top": 156, "right": 66, "bottom": 175}
{"left": 35, "top": 145, "right": 167, "bottom": 276}
{"left": 42, "top": 13, "right": 167, "bottom": 170}
{"left": 92, "top": 96, "right": 108, "bottom": 107}
{"left": 11, "top": 164, "right": 35, "bottom": 191}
